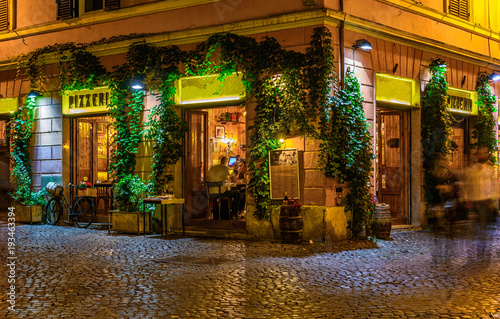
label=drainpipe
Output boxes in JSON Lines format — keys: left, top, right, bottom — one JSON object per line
{"left": 339, "top": 0, "right": 345, "bottom": 89}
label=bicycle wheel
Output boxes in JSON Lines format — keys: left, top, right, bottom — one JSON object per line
{"left": 73, "top": 197, "right": 95, "bottom": 228}
{"left": 46, "top": 198, "right": 63, "bottom": 225}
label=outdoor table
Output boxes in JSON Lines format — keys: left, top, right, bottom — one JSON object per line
{"left": 142, "top": 197, "right": 185, "bottom": 236}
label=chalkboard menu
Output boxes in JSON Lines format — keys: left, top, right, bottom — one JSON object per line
{"left": 269, "top": 148, "right": 300, "bottom": 199}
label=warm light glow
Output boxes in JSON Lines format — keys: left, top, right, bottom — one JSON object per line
{"left": 279, "top": 138, "right": 284, "bottom": 143}
{"left": 180, "top": 96, "right": 241, "bottom": 105}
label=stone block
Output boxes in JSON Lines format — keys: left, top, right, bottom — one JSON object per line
{"left": 303, "top": 188, "right": 325, "bottom": 206}
{"left": 33, "top": 146, "right": 52, "bottom": 160}
{"left": 52, "top": 118, "right": 62, "bottom": 132}
{"left": 36, "top": 96, "right": 53, "bottom": 107}
{"left": 361, "top": 84, "right": 374, "bottom": 103}
{"left": 34, "top": 119, "right": 52, "bottom": 133}
{"left": 303, "top": 151, "right": 320, "bottom": 169}
{"left": 36, "top": 104, "right": 62, "bottom": 119}
{"left": 301, "top": 205, "right": 324, "bottom": 243}
{"left": 304, "top": 170, "right": 325, "bottom": 187}
{"left": 32, "top": 174, "right": 41, "bottom": 189}
{"left": 304, "top": 137, "right": 321, "bottom": 151}
{"left": 285, "top": 136, "right": 304, "bottom": 151}
{"left": 325, "top": 187, "right": 336, "bottom": 207}
{"left": 32, "top": 160, "right": 41, "bottom": 174}
{"left": 52, "top": 146, "right": 62, "bottom": 160}
{"left": 325, "top": 206, "right": 348, "bottom": 243}
{"left": 40, "top": 160, "right": 62, "bottom": 174}
{"left": 246, "top": 204, "right": 278, "bottom": 239}
{"left": 35, "top": 132, "right": 62, "bottom": 146}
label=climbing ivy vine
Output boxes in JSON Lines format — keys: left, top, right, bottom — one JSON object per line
{"left": 421, "top": 58, "right": 452, "bottom": 206}
{"left": 7, "top": 98, "right": 45, "bottom": 205}
{"left": 473, "top": 71, "right": 498, "bottom": 161}
{"left": 18, "top": 27, "right": 377, "bottom": 234}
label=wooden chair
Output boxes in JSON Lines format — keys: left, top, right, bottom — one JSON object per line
{"left": 205, "top": 181, "right": 231, "bottom": 220}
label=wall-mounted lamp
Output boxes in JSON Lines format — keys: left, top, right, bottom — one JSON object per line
{"left": 129, "top": 76, "right": 145, "bottom": 90}
{"left": 352, "top": 39, "right": 372, "bottom": 51}
{"left": 488, "top": 72, "right": 500, "bottom": 82}
{"left": 27, "top": 90, "right": 41, "bottom": 99}
{"left": 461, "top": 76, "right": 467, "bottom": 86}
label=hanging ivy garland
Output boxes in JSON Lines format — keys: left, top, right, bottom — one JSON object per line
{"left": 421, "top": 58, "right": 452, "bottom": 206}
{"left": 473, "top": 71, "right": 498, "bottom": 161}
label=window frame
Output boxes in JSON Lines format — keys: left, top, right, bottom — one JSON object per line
{"left": 448, "top": 0, "right": 470, "bottom": 21}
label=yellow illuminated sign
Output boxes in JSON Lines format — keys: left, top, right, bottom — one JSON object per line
{"left": 63, "top": 87, "right": 110, "bottom": 115}
{"left": 0, "top": 98, "right": 18, "bottom": 114}
{"left": 375, "top": 74, "right": 420, "bottom": 109}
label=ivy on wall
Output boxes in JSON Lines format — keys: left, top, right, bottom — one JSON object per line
{"left": 473, "top": 71, "right": 498, "bottom": 161}
{"left": 421, "top": 58, "right": 452, "bottom": 206}
{"left": 7, "top": 98, "right": 45, "bottom": 205}
{"left": 17, "top": 27, "right": 375, "bottom": 233}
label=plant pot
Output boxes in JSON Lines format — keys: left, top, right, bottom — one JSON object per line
{"left": 370, "top": 204, "right": 391, "bottom": 239}
{"left": 77, "top": 188, "right": 97, "bottom": 197}
{"left": 14, "top": 205, "right": 43, "bottom": 224}
{"left": 110, "top": 210, "right": 151, "bottom": 234}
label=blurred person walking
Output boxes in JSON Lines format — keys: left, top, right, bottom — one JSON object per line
{"left": 462, "top": 146, "right": 499, "bottom": 224}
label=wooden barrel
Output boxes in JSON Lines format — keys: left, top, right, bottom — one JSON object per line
{"left": 371, "top": 204, "right": 391, "bottom": 239}
{"left": 45, "top": 182, "right": 63, "bottom": 196}
{"left": 279, "top": 205, "right": 303, "bottom": 243}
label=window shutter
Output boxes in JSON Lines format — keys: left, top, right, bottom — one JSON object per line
{"left": 449, "top": 0, "right": 469, "bottom": 20}
{"left": 57, "top": 0, "right": 75, "bottom": 20}
{"left": 0, "top": 0, "right": 8, "bottom": 31}
{"left": 104, "top": 0, "right": 120, "bottom": 10}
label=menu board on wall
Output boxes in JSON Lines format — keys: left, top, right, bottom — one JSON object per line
{"left": 269, "top": 148, "right": 300, "bottom": 199}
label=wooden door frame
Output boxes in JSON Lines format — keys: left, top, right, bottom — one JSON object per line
{"left": 376, "top": 109, "right": 409, "bottom": 225}
{"left": 184, "top": 110, "right": 209, "bottom": 216}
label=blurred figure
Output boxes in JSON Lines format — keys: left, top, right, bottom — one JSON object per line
{"left": 462, "top": 147, "right": 499, "bottom": 224}
{"left": 432, "top": 153, "right": 459, "bottom": 225}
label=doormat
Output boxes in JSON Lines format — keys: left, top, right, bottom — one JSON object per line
{"left": 154, "top": 255, "right": 239, "bottom": 265}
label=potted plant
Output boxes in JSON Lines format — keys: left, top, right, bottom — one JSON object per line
{"left": 110, "top": 174, "right": 149, "bottom": 233}
{"left": 76, "top": 182, "right": 97, "bottom": 197}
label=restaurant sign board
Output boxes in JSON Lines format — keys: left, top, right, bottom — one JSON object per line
{"left": 63, "top": 87, "right": 110, "bottom": 115}
{"left": 446, "top": 88, "right": 477, "bottom": 116}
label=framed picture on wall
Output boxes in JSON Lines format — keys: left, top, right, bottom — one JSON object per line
{"left": 215, "top": 126, "right": 225, "bottom": 139}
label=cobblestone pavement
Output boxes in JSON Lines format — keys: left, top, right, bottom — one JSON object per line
{"left": 1, "top": 217, "right": 500, "bottom": 319}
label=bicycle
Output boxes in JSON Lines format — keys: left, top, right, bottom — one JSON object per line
{"left": 45, "top": 182, "right": 96, "bottom": 228}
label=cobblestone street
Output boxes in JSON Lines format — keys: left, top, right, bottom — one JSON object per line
{"left": 1, "top": 216, "right": 500, "bottom": 318}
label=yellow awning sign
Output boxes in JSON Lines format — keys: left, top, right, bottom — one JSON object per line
{"left": 376, "top": 73, "right": 420, "bottom": 110}
{"left": 177, "top": 73, "right": 245, "bottom": 107}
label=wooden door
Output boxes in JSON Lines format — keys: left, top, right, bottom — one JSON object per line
{"left": 377, "top": 110, "right": 409, "bottom": 225}
{"left": 76, "top": 120, "right": 95, "bottom": 185}
{"left": 0, "top": 119, "right": 10, "bottom": 210}
{"left": 185, "top": 110, "right": 208, "bottom": 219}
{"left": 450, "top": 119, "right": 467, "bottom": 171}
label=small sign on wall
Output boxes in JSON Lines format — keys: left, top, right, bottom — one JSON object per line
{"left": 269, "top": 148, "right": 300, "bottom": 199}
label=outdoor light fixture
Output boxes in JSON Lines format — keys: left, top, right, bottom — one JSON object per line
{"left": 352, "top": 39, "right": 372, "bottom": 51}
{"left": 488, "top": 72, "right": 500, "bottom": 82}
{"left": 129, "top": 76, "right": 145, "bottom": 90}
{"left": 27, "top": 90, "right": 41, "bottom": 99}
